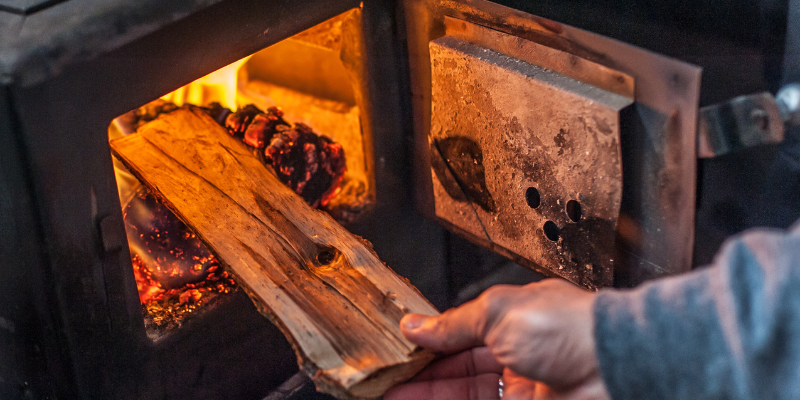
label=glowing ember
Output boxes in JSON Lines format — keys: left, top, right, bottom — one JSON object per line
{"left": 265, "top": 122, "right": 346, "bottom": 207}
{"left": 116, "top": 100, "right": 347, "bottom": 334}
{"left": 222, "top": 104, "right": 347, "bottom": 208}
{"left": 124, "top": 189, "right": 236, "bottom": 332}
{"left": 112, "top": 14, "right": 372, "bottom": 336}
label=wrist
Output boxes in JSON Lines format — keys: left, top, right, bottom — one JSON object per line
{"left": 573, "top": 374, "right": 612, "bottom": 400}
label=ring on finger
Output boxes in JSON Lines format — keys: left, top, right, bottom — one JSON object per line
{"left": 498, "top": 376, "right": 504, "bottom": 399}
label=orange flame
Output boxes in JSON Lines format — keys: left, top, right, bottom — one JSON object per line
{"left": 160, "top": 56, "right": 250, "bottom": 109}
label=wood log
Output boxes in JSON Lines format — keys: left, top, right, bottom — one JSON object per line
{"left": 110, "top": 108, "right": 438, "bottom": 399}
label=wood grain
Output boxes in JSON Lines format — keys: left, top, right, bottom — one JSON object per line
{"left": 110, "top": 108, "right": 437, "bottom": 399}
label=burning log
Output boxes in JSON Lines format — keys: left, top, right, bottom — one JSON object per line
{"left": 264, "top": 122, "right": 347, "bottom": 207}
{"left": 222, "top": 104, "right": 347, "bottom": 208}
{"left": 110, "top": 108, "right": 437, "bottom": 400}
{"left": 118, "top": 101, "right": 347, "bottom": 209}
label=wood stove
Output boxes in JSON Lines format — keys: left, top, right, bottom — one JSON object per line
{"left": 0, "top": 0, "right": 790, "bottom": 399}
{"left": 1, "top": 2, "right": 406, "bottom": 398}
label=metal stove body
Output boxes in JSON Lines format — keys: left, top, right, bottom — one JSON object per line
{"left": 0, "top": 0, "right": 795, "bottom": 399}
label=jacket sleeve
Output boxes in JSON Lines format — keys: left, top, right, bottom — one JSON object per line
{"left": 594, "top": 223, "right": 800, "bottom": 400}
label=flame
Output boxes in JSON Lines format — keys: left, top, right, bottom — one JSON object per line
{"left": 160, "top": 56, "right": 250, "bottom": 109}
{"left": 111, "top": 10, "right": 374, "bottom": 335}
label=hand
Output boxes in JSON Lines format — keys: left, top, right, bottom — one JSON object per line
{"left": 384, "top": 279, "right": 610, "bottom": 400}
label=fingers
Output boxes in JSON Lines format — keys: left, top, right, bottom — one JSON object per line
{"left": 501, "top": 368, "right": 540, "bottom": 400}
{"left": 383, "top": 373, "right": 501, "bottom": 400}
{"left": 401, "top": 285, "right": 519, "bottom": 352}
{"left": 500, "top": 369, "right": 612, "bottom": 400}
{"left": 411, "top": 347, "right": 503, "bottom": 382}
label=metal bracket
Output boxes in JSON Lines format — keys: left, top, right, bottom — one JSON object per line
{"left": 697, "top": 84, "right": 800, "bottom": 158}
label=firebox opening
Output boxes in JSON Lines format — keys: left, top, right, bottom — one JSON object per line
{"left": 107, "top": 8, "right": 374, "bottom": 340}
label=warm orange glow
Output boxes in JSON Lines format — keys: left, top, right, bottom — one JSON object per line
{"left": 123, "top": 190, "right": 237, "bottom": 333}
{"left": 152, "top": 44, "right": 373, "bottom": 221}
{"left": 110, "top": 9, "right": 372, "bottom": 335}
{"left": 155, "top": 9, "right": 373, "bottom": 221}
{"left": 160, "top": 56, "right": 250, "bottom": 109}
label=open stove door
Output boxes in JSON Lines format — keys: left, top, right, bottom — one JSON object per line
{"left": 402, "top": 0, "right": 702, "bottom": 289}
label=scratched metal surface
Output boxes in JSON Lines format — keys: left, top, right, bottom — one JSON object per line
{"left": 429, "top": 36, "right": 631, "bottom": 288}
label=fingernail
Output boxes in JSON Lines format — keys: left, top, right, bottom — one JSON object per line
{"left": 401, "top": 314, "right": 428, "bottom": 331}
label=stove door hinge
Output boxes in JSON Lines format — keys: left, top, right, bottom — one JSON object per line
{"left": 698, "top": 83, "right": 800, "bottom": 158}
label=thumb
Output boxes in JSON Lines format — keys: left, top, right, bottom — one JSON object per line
{"left": 400, "top": 285, "right": 518, "bottom": 353}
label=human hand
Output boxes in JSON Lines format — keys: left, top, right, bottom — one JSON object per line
{"left": 384, "top": 279, "right": 610, "bottom": 400}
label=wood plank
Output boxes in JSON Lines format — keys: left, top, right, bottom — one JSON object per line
{"left": 110, "top": 108, "right": 437, "bottom": 399}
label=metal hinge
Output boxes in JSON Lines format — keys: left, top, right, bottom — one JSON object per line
{"left": 698, "top": 84, "right": 800, "bottom": 158}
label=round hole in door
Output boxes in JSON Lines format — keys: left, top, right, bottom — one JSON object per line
{"left": 525, "top": 187, "right": 541, "bottom": 209}
{"left": 566, "top": 200, "right": 582, "bottom": 222}
{"left": 543, "top": 221, "right": 559, "bottom": 241}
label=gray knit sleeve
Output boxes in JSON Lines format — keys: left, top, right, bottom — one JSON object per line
{"left": 594, "top": 224, "right": 800, "bottom": 399}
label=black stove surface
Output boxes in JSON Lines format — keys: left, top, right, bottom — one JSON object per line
{"left": 0, "top": 0, "right": 68, "bottom": 15}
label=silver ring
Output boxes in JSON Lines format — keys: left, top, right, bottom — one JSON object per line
{"left": 498, "top": 376, "right": 504, "bottom": 398}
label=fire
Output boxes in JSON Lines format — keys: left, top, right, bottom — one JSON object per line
{"left": 110, "top": 9, "right": 373, "bottom": 335}
{"left": 160, "top": 56, "right": 249, "bottom": 110}
{"left": 116, "top": 98, "right": 347, "bottom": 334}
{"left": 124, "top": 189, "right": 236, "bottom": 333}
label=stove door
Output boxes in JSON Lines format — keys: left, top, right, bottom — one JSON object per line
{"left": 402, "top": 0, "right": 702, "bottom": 289}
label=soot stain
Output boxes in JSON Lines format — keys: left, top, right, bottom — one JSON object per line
{"left": 554, "top": 128, "right": 568, "bottom": 156}
{"left": 594, "top": 117, "right": 613, "bottom": 136}
{"left": 431, "top": 137, "right": 496, "bottom": 213}
{"left": 558, "top": 217, "right": 616, "bottom": 288}
{"left": 431, "top": 141, "right": 468, "bottom": 203}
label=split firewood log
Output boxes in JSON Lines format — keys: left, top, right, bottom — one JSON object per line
{"left": 110, "top": 108, "right": 437, "bottom": 399}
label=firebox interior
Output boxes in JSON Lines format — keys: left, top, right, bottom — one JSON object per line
{"left": 107, "top": 8, "right": 374, "bottom": 340}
